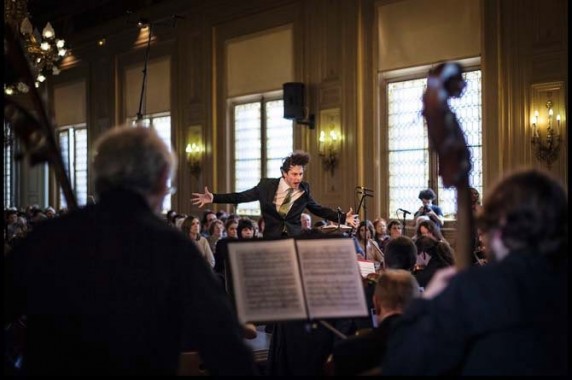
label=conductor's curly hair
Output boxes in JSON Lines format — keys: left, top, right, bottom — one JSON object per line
{"left": 281, "top": 151, "right": 310, "bottom": 173}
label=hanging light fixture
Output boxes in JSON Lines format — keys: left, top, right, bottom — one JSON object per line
{"left": 4, "top": 0, "right": 70, "bottom": 95}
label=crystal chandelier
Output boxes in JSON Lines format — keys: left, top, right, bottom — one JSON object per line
{"left": 4, "top": 0, "right": 69, "bottom": 95}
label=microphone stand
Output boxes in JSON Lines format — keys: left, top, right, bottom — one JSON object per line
{"left": 356, "top": 187, "right": 373, "bottom": 252}
{"left": 136, "top": 23, "right": 153, "bottom": 122}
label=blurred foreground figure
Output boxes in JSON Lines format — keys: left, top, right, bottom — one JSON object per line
{"left": 382, "top": 168, "right": 568, "bottom": 376}
{"left": 4, "top": 126, "right": 257, "bottom": 376}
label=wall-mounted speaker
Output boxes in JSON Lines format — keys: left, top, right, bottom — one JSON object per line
{"left": 283, "top": 82, "right": 305, "bottom": 120}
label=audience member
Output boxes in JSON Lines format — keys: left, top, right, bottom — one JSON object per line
{"left": 413, "top": 235, "right": 455, "bottom": 288}
{"left": 181, "top": 215, "right": 215, "bottom": 268}
{"left": 301, "top": 213, "right": 312, "bottom": 230}
{"left": 237, "top": 218, "right": 256, "bottom": 240}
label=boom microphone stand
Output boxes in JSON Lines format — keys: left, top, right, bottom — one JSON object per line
{"left": 356, "top": 186, "right": 373, "bottom": 250}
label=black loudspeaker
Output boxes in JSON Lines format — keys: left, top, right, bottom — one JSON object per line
{"left": 283, "top": 82, "right": 305, "bottom": 120}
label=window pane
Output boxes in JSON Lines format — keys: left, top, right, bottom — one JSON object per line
{"left": 74, "top": 128, "right": 88, "bottom": 206}
{"left": 387, "top": 68, "right": 482, "bottom": 221}
{"left": 59, "top": 130, "right": 70, "bottom": 208}
{"left": 235, "top": 102, "right": 262, "bottom": 215}
{"left": 265, "top": 100, "right": 293, "bottom": 178}
{"left": 387, "top": 79, "right": 428, "bottom": 218}
{"left": 129, "top": 113, "right": 173, "bottom": 213}
{"left": 4, "top": 122, "right": 13, "bottom": 208}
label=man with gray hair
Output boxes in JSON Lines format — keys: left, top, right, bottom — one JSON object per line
{"left": 4, "top": 126, "right": 257, "bottom": 376}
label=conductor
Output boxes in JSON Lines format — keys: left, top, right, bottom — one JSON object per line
{"left": 192, "top": 150, "right": 358, "bottom": 238}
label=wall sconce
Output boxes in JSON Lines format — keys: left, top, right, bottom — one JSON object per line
{"left": 185, "top": 142, "right": 204, "bottom": 178}
{"left": 318, "top": 111, "right": 341, "bottom": 176}
{"left": 531, "top": 99, "right": 562, "bottom": 168}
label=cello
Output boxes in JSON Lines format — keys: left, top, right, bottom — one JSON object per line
{"left": 421, "top": 62, "right": 474, "bottom": 269}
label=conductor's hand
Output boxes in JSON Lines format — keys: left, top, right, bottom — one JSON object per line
{"left": 191, "top": 186, "right": 214, "bottom": 208}
{"left": 345, "top": 207, "right": 359, "bottom": 228}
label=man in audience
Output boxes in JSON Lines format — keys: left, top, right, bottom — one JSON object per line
{"left": 382, "top": 168, "right": 568, "bottom": 375}
{"left": 4, "top": 126, "right": 257, "bottom": 376}
{"left": 301, "top": 213, "right": 312, "bottom": 231}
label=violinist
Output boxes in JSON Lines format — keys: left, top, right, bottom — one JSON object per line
{"left": 331, "top": 270, "right": 421, "bottom": 376}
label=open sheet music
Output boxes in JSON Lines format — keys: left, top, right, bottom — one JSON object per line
{"left": 227, "top": 238, "right": 368, "bottom": 324}
{"left": 357, "top": 259, "right": 376, "bottom": 278}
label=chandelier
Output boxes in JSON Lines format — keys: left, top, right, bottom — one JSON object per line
{"left": 4, "top": 0, "right": 69, "bottom": 95}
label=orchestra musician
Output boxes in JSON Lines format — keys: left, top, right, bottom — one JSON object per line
{"left": 4, "top": 127, "right": 258, "bottom": 376}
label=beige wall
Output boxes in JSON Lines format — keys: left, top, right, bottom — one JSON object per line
{"left": 227, "top": 26, "right": 293, "bottom": 97}
{"left": 53, "top": 81, "right": 87, "bottom": 126}
{"left": 125, "top": 57, "right": 171, "bottom": 117}
{"left": 378, "top": 0, "right": 481, "bottom": 71}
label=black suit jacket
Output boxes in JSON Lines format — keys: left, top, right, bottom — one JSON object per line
{"left": 213, "top": 178, "right": 344, "bottom": 238}
{"left": 4, "top": 189, "right": 257, "bottom": 376}
{"left": 332, "top": 314, "right": 401, "bottom": 376}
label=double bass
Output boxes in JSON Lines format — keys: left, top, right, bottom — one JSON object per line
{"left": 422, "top": 62, "right": 474, "bottom": 269}
{"left": 4, "top": 24, "right": 77, "bottom": 211}
{"left": 4, "top": 23, "right": 78, "bottom": 373}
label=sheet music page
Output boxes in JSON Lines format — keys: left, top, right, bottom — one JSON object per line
{"left": 357, "top": 259, "right": 376, "bottom": 278}
{"left": 227, "top": 239, "right": 307, "bottom": 324}
{"left": 296, "top": 238, "right": 369, "bottom": 319}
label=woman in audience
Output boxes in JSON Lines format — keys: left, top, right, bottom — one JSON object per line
{"left": 413, "top": 235, "right": 454, "bottom": 288}
{"left": 225, "top": 219, "right": 239, "bottom": 239}
{"left": 357, "top": 220, "right": 384, "bottom": 271}
{"left": 373, "top": 218, "right": 390, "bottom": 249}
{"left": 414, "top": 219, "right": 448, "bottom": 243}
{"left": 207, "top": 219, "right": 225, "bottom": 254}
{"left": 379, "top": 219, "right": 403, "bottom": 250}
{"left": 181, "top": 215, "right": 215, "bottom": 268}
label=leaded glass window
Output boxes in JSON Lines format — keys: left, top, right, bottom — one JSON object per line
{"left": 130, "top": 112, "right": 172, "bottom": 213}
{"left": 4, "top": 121, "right": 14, "bottom": 208}
{"left": 387, "top": 69, "right": 482, "bottom": 220}
{"left": 58, "top": 124, "right": 88, "bottom": 208}
{"left": 233, "top": 98, "right": 293, "bottom": 216}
